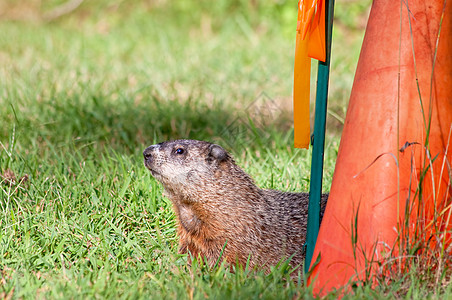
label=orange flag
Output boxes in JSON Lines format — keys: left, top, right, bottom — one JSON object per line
{"left": 293, "top": 0, "right": 326, "bottom": 148}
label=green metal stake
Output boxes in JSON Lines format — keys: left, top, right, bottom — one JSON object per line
{"left": 305, "top": 0, "right": 335, "bottom": 274}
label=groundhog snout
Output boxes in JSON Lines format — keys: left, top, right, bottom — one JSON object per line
{"left": 143, "top": 144, "right": 159, "bottom": 165}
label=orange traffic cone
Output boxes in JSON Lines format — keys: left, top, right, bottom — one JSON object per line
{"left": 308, "top": 0, "right": 452, "bottom": 295}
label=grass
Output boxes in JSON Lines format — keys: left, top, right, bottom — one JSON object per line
{"left": 2, "top": 0, "right": 449, "bottom": 299}
{"left": 0, "top": 1, "right": 338, "bottom": 298}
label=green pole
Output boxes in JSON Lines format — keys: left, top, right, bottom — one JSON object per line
{"left": 305, "top": 0, "right": 335, "bottom": 274}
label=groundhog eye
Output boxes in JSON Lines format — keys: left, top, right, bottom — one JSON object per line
{"left": 175, "top": 148, "right": 184, "bottom": 154}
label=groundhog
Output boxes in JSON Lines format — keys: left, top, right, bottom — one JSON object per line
{"left": 143, "top": 139, "right": 327, "bottom": 272}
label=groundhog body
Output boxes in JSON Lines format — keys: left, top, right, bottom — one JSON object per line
{"left": 143, "top": 139, "right": 327, "bottom": 271}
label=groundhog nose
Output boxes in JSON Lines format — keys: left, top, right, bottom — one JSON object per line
{"left": 143, "top": 151, "right": 151, "bottom": 161}
{"left": 143, "top": 145, "right": 157, "bottom": 161}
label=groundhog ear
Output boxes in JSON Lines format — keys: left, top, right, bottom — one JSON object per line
{"left": 207, "top": 144, "right": 228, "bottom": 162}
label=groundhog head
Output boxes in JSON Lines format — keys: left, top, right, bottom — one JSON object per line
{"left": 143, "top": 139, "right": 231, "bottom": 193}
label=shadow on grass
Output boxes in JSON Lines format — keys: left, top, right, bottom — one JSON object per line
{"left": 3, "top": 91, "right": 294, "bottom": 157}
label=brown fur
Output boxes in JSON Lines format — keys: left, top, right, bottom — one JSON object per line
{"left": 143, "top": 139, "right": 327, "bottom": 271}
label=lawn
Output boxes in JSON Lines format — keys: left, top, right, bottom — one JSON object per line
{"left": 1, "top": 0, "right": 448, "bottom": 299}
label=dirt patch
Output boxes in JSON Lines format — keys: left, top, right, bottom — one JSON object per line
{"left": 1, "top": 169, "right": 28, "bottom": 186}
